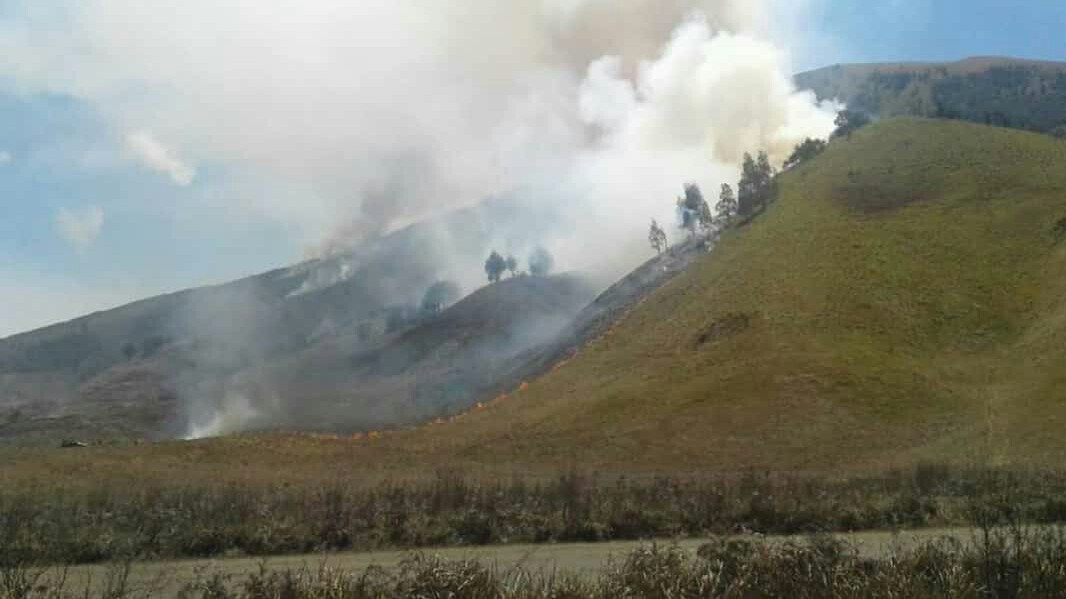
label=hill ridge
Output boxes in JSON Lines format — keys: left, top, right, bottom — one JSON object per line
{"left": 797, "top": 58, "right": 1066, "bottom": 135}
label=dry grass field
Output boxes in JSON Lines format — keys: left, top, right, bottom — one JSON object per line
{"left": 9, "top": 117, "right": 1066, "bottom": 489}
{"left": 5, "top": 120, "right": 1066, "bottom": 594}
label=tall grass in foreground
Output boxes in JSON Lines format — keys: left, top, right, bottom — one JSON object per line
{"left": 4, "top": 465, "right": 1066, "bottom": 566}
{"left": 6, "top": 527, "right": 1066, "bottom": 598}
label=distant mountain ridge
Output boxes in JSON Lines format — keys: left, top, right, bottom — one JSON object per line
{"left": 797, "top": 56, "right": 1066, "bottom": 136}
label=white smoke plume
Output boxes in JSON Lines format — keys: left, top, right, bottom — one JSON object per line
{"left": 559, "top": 16, "right": 838, "bottom": 271}
{"left": 3, "top": 1, "right": 841, "bottom": 439}
{"left": 183, "top": 391, "right": 266, "bottom": 440}
{"left": 0, "top": 0, "right": 834, "bottom": 266}
{"left": 126, "top": 130, "right": 196, "bottom": 186}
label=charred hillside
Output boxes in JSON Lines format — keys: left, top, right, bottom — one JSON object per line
{"left": 0, "top": 194, "right": 572, "bottom": 445}
{"left": 224, "top": 273, "right": 598, "bottom": 436}
{"left": 489, "top": 238, "right": 711, "bottom": 400}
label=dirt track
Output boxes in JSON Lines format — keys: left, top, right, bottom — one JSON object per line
{"left": 56, "top": 526, "right": 990, "bottom": 596}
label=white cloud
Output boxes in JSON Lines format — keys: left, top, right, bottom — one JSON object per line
{"left": 0, "top": 150, "right": 11, "bottom": 165}
{"left": 125, "top": 129, "right": 196, "bottom": 186}
{"left": 55, "top": 205, "right": 105, "bottom": 252}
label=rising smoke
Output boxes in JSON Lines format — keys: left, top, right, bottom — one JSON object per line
{"left": 0, "top": 0, "right": 840, "bottom": 438}
{"left": 0, "top": 0, "right": 835, "bottom": 260}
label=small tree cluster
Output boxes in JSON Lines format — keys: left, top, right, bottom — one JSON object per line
{"left": 651, "top": 137, "right": 833, "bottom": 245}
{"left": 783, "top": 137, "right": 828, "bottom": 170}
{"left": 486, "top": 247, "right": 553, "bottom": 283}
{"left": 738, "top": 151, "right": 776, "bottom": 218}
{"left": 832, "top": 109, "right": 871, "bottom": 139}
{"left": 645, "top": 110, "right": 863, "bottom": 242}
{"left": 484, "top": 251, "right": 507, "bottom": 283}
{"left": 648, "top": 219, "right": 668, "bottom": 255}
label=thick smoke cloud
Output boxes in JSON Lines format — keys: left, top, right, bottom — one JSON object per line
{"left": 561, "top": 17, "right": 838, "bottom": 270}
{"left": 0, "top": 1, "right": 839, "bottom": 438}
{"left": 0, "top": 0, "right": 834, "bottom": 264}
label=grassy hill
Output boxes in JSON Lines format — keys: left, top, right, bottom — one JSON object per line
{"left": 442, "top": 117, "right": 1066, "bottom": 472}
{"left": 797, "top": 57, "right": 1066, "bottom": 135}
{"left": 4, "top": 117, "right": 1066, "bottom": 486}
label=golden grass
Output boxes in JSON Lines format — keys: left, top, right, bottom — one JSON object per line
{"left": 5, "top": 118, "right": 1066, "bottom": 489}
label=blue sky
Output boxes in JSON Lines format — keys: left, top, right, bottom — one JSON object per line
{"left": 0, "top": 92, "right": 301, "bottom": 335}
{"left": 800, "top": 1, "right": 1066, "bottom": 69}
{"left": 1, "top": 1, "right": 1065, "bottom": 337}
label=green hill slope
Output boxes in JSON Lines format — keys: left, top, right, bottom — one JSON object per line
{"left": 367, "top": 117, "right": 1066, "bottom": 472}
{"left": 6, "top": 118, "right": 1066, "bottom": 483}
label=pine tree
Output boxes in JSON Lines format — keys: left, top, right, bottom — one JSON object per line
{"left": 737, "top": 152, "right": 758, "bottom": 217}
{"left": 715, "top": 183, "right": 737, "bottom": 228}
{"left": 756, "top": 150, "right": 777, "bottom": 209}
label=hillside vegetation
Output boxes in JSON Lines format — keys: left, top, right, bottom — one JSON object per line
{"left": 797, "top": 57, "right": 1066, "bottom": 135}
{"left": 4, "top": 117, "right": 1066, "bottom": 486}
{"left": 373, "top": 117, "right": 1066, "bottom": 472}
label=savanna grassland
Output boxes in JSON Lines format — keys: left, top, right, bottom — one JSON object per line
{"left": 7, "top": 118, "right": 1066, "bottom": 489}
{"left": 4, "top": 118, "right": 1066, "bottom": 596}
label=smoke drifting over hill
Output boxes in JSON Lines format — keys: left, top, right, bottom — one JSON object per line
{"left": 0, "top": 1, "right": 839, "bottom": 439}
{"left": 0, "top": 0, "right": 835, "bottom": 273}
